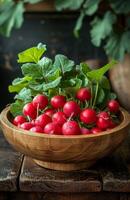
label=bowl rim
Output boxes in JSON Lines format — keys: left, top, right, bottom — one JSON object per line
{"left": 0, "top": 106, "right": 130, "bottom": 139}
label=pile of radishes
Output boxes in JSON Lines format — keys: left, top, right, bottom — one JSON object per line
{"left": 12, "top": 87, "right": 120, "bottom": 136}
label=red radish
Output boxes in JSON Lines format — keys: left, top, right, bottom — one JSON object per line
{"left": 20, "top": 122, "right": 34, "bottom": 130}
{"left": 33, "top": 94, "right": 48, "bottom": 110}
{"left": 91, "top": 127, "right": 102, "bottom": 134}
{"left": 44, "top": 122, "right": 62, "bottom": 135}
{"left": 108, "top": 120, "right": 117, "bottom": 129}
{"left": 52, "top": 111, "right": 67, "bottom": 125}
{"left": 35, "top": 114, "right": 52, "bottom": 128}
{"left": 62, "top": 121, "right": 81, "bottom": 135}
{"left": 51, "top": 95, "right": 66, "bottom": 109}
{"left": 30, "top": 126, "right": 44, "bottom": 133}
{"left": 80, "top": 108, "right": 97, "bottom": 124}
{"left": 44, "top": 108, "right": 55, "bottom": 117}
{"left": 81, "top": 127, "right": 92, "bottom": 135}
{"left": 23, "top": 103, "right": 37, "bottom": 119}
{"left": 97, "top": 111, "right": 109, "bottom": 119}
{"left": 13, "top": 115, "right": 26, "bottom": 126}
{"left": 76, "top": 88, "right": 91, "bottom": 101}
{"left": 96, "top": 117, "right": 110, "bottom": 130}
{"left": 63, "top": 101, "right": 81, "bottom": 117}
{"left": 108, "top": 100, "right": 119, "bottom": 113}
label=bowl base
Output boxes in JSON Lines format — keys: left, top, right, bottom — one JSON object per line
{"left": 33, "top": 159, "right": 96, "bottom": 171}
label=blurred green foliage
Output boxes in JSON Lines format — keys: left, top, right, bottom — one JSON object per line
{"left": 1, "top": 0, "right": 130, "bottom": 60}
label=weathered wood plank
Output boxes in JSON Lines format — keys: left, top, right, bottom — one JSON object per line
{"left": 20, "top": 156, "right": 102, "bottom": 193}
{"left": 0, "top": 131, "right": 23, "bottom": 191}
{"left": 0, "top": 151, "right": 23, "bottom": 191}
{"left": 98, "top": 152, "right": 130, "bottom": 192}
{"left": 2, "top": 192, "right": 125, "bottom": 200}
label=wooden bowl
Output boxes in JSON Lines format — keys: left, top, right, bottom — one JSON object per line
{"left": 0, "top": 107, "right": 130, "bottom": 171}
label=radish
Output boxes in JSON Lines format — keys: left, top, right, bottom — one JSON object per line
{"left": 35, "top": 114, "right": 52, "bottom": 128}
{"left": 91, "top": 127, "right": 102, "bottom": 134}
{"left": 44, "top": 122, "right": 62, "bottom": 135}
{"left": 44, "top": 108, "right": 55, "bottom": 117}
{"left": 33, "top": 94, "right": 48, "bottom": 110}
{"left": 108, "top": 100, "right": 119, "bottom": 113}
{"left": 30, "top": 126, "right": 44, "bottom": 133}
{"left": 80, "top": 108, "right": 97, "bottom": 124}
{"left": 23, "top": 103, "right": 37, "bottom": 119}
{"left": 62, "top": 121, "right": 81, "bottom": 135}
{"left": 13, "top": 115, "right": 26, "bottom": 126}
{"left": 76, "top": 88, "right": 91, "bottom": 101}
{"left": 96, "top": 117, "right": 110, "bottom": 130}
{"left": 51, "top": 95, "right": 66, "bottom": 109}
{"left": 52, "top": 111, "right": 67, "bottom": 125}
{"left": 97, "top": 111, "right": 110, "bottom": 119}
{"left": 20, "top": 122, "right": 34, "bottom": 130}
{"left": 63, "top": 101, "right": 81, "bottom": 117}
{"left": 81, "top": 127, "right": 92, "bottom": 135}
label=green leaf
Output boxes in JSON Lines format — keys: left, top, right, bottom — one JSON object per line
{"left": 10, "top": 100, "right": 25, "bottom": 117}
{"left": 54, "top": 54, "right": 74, "bottom": 74}
{"left": 47, "top": 69, "right": 61, "bottom": 81}
{"left": 90, "top": 11, "right": 116, "bottom": 47}
{"left": 109, "top": 0, "right": 130, "bottom": 14}
{"left": 0, "top": 1, "right": 24, "bottom": 37}
{"left": 105, "top": 31, "right": 130, "bottom": 60}
{"left": 14, "top": 88, "right": 32, "bottom": 103}
{"left": 100, "top": 76, "right": 110, "bottom": 90}
{"left": 18, "top": 43, "right": 46, "bottom": 63}
{"left": 21, "top": 57, "right": 53, "bottom": 79}
{"left": 55, "top": 0, "right": 84, "bottom": 11}
{"left": 83, "top": 0, "right": 101, "bottom": 16}
{"left": 21, "top": 63, "right": 42, "bottom": 78}
{"left": 24, "top": 0, "right": 43, "bottom": 4}
{"left": 29, "top": 77, "right": 62, "bottom": 91}
{"left": 38, "top": 57, "right": 53, "bottom": 77}
{"left": 80, "top": 62, "right": 91, "bottom": 75}
{"left": 74, "top": 11, "right": 85, "bottom": 38}
{"left": 96, "top": 88, "right": 105, "bottom": 104}
{"left": 8, "top": 76, "right": 32, "bottom": 93}
{"left": 87, "top": 60, "right": 117, "bottom": 81}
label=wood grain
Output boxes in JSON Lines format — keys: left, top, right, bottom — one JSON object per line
{"left": 0, "top": 107, "right": 130, "bottom": 171}
{"left": 19, "top": 156, "right": 101, "bottom": 192}
{"left": 97, "top": 153, "right": 130, "bottom": 192}
{"left": 0, "top": 131, "right": 23, "bottom": 191}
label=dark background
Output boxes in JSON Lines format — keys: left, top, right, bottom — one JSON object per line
{"left": 0, "top": 13, "right": 106, "bottom": 111}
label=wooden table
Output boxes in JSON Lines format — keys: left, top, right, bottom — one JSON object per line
{"left": 1, "top": 131, "right": 130, "bottom": 200}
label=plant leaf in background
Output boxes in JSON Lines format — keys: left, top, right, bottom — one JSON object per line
{"left": 0, "top": 1, "right": 24, "bottom": 37}
{"left": 83, "top": 0, "right": 101, "bottom": 16}
{"left": 90, "top": 11, "right": 117, "bottom": 47}
{"left": 87, "top": 60, "right": 117, "bottom": 81}
{"left": 74, "top": 11, "right": 85, "bottom": 38}
{"left": 54, "top": 54, "right": 75, "bottom": 74}
{"left": 24, "top": 0, "right": 43, "bottom": 4}
{"left": 109, "top": 0, "right": 130, "bottom": 14}
{"left": 55, "top": 0, "right": 84, "bottom": 11}
{"left": 18, "top": 43, "right": 46, "bottom": 63}
{"left": 105, "top": 31, "right": 130, "bottom": 60}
